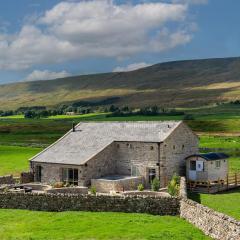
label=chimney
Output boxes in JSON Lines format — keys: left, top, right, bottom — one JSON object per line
{"left": 72, "top": 121, "right": 76, "bottom": 132}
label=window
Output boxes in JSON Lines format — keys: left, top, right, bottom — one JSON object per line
{"left": 182, "top": 145, "right": 185, "bottom": 150}
{"left": 215, "top": 160, "right": 221, "bottom": 168}
{"left": 190, "top": 161, "right": 196, "bottom": 171}
{"left": 150, "top": 146, "right": 154, "bottom": 150}
{"left": 148, "top": 168, "right": 156, "bottom": 183}
{"left": 62, "top": 168, "right": 79, "bottom": 185}
{"left": 173, "top": 145, "right": 175, "bottom": 150}
{"left": 131, "top": 165, "right": 140, "bottom": 176}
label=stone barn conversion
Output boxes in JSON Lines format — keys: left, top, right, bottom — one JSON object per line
{"left": 30, "top": 121, "right": 199, "bottom": 191}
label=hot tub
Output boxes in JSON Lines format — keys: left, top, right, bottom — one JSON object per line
{"left": 91, "top": 175, "right": 143, "bottom": 193}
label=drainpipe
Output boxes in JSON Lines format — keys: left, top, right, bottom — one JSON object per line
{"left": 157, "top": 143, "right": 161, "bottom": 181}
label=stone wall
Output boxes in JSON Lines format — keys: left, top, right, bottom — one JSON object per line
{"left": 179, "top": 176, "right": 240, "bottom": 240}
{"left": 91, "top": 176, "right": 143, "bottom": 193}
{"left": 0, "top": 175, "right": 15, "bottom": 185}
{"left": 180, "top": 198, "right": 240, "bottom": 240}
{"left": 46, "top": 187, "right": 88, "bottom": 194}
{"left": 161, "top": 122, "right": 199, "bottom": 185}
{"left": 0, "top": 192, "right": 179, "bottom": 215}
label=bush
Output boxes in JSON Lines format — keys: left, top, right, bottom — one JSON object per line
{"left": 137, "top": 184, "right": 144, "bottom": 191}
{"left": 53, "top": 182, "right": 64, "bottom": 188}
{"left": 90, "top": 186, "right": 97, "bottom": 195}
{"left": 151, "top": 178, "right": 160, "bottom": 191}
{"left": 168, "top": 174, "right": 180, "bottom": 196}
{"left": 183, "top": 114, "right": 195, "bottom": 120}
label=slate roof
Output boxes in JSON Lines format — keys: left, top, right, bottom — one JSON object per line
{"left": 186, "top": 153, "right": 229, "bottom": 161}
{"left": 30, "top": 121, "right": 182, "bottom": 165}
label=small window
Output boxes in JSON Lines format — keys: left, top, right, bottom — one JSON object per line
{"left": 215, "top": 160, "right": 221, "bottom": 168}
{"left": 190, "top": 161, "right": 196, "bottom": 171}
{"left": 182, "top": 145, "right": 185, "bottom": 150}
{"left": 150, "top": 146, "right": 154, "bottom": 150}
{"left": 173, "top": 145, "right": 175, "bottom": 150}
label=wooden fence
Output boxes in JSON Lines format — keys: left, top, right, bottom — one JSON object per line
{"left": 187, "top": 172, "right": 240, "bottom": 193}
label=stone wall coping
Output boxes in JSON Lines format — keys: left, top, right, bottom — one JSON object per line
{"left": 0, "top": 191, "right": 178, "bottom": 200}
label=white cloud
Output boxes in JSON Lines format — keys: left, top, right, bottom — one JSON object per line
{"left": 113, "top": 62, "right": 152, "bottom": 72}
{"left": 25, "top": 70, "right": 71, "bottom": 82}
{"left": 172, "top": 0, "right": 208, "bottom": 4}
{"left": 0, "top": 0, "right": 194, "bottom": 70}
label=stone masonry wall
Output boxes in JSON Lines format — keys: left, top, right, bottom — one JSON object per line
{"left": 0, "top": 175, "right": 15, "bottom": 184}
{"left": 161, "top": 122, "right": 199, "bottom": 185}
{"left": 0, "top": 192, "right": 179, "bottom": 215}
{"left": 91, "top": 176, "right": 143, "bottom": 193}
{"left": 179, "top": 176, "right": 240, "bottom": 240}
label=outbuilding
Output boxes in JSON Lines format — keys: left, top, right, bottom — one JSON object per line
{"left": 186, "top": 153, "right": 229, "bottom": 182}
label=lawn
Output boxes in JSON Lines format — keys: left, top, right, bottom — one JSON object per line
{"left": 189, "top": 188, "right": 240, "bottom": 221}
{"left": 0, "top": 145, "right": 42, "bottom": 176}
{"left": 0, "top": 210, "right": 210, "bottom": 240}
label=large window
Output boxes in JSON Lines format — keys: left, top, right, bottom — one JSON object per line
{"left": 62, "top": 168, "right": 78, "bottom": 185}
{"left": 131, "top": 165, "right": 140, "bottom": 176}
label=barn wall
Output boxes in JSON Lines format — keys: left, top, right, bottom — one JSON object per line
{"left": 161, "top": 122, "right": 199, "bottom": 185}
{"left": 114, "top": 142, "right": 160, "bottom": 187}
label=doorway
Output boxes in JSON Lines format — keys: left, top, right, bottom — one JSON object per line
{"left": 36, "top": 165, "right": 42, "bottom": 182}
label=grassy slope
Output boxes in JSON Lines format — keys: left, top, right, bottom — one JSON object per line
{"left": 0, "top": 145, "right": 42, "bottom": 176}
{"left": 2, "top": 57, "right": 240, "bottom": 110}
{"left": 0, "top": 210, "right": 210, "bottom": 240}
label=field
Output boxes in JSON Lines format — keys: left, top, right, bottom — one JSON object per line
{"left": 1, "top": 108, "right": 240, "bottom": 239}
{"left": 0, "top": 210, "right": 210, "bottom": 240}
{"left": 189, "top": 188, "right": 240, "bottom": 221}
{"left": 0, "top": 145, "right": 42, "bottom": 176}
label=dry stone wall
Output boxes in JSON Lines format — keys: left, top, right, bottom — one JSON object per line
{"left": 181, "top": 198, "right": 240, "bottom": 240}
{"left": 0, "top": 192, "right": 179, "bottom": 215}
{"left": 179, "top": 176, "right": 240, "bottom": 240}
{"left": 0, "top": 175, "right": 15, "bottom": 184}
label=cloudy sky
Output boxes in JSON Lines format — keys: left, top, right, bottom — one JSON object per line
{"left": 0, "top": 0, "right": 239, "bottom": 83}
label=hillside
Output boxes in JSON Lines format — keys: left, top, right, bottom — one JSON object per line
{"left": 1, "top": 57, "right": 240, "bottom": 110}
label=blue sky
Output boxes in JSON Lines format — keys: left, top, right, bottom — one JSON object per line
{"left": 0, "top": 0, "right": 240, "bottom": 83}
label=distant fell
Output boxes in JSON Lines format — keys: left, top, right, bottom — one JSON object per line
{"left": 1, "top": 57, "right": 240, "bottom": 110}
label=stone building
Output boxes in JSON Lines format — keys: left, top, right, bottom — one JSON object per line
{"left": 30, "top": 121, "right": 199, "bottom": 190}
{"left": 186, "top": 153, "right": 229, "bottom": 182}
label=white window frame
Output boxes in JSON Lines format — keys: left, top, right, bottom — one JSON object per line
{"left": 62, "top": 168, "right": 79, "bottom": 185}
{"left": 215, "top": 160, "right": 221, "bottom": 168}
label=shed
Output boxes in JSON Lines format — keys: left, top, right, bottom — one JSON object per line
{"left": 186, "top": 153, "right": 229, "bottom": 182}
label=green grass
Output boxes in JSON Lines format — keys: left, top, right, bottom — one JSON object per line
{"left": 189, "top": 188, "right": 240, "bottom": 221}
{"left": 200, "top": 136, "right": 240, "bottom": 149}
{"left": 0, "top": 210, "right": 210, "bottom": 240}
{"left": 0, "top": 145, "right": 42, "bottom": 176}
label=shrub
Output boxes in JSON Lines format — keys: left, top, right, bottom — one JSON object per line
{"left": 53, "top": 182, "right": 64, "bottom": 188}
{"left": 168, "top": 174, "right": 180, "bottom": 196}
{"left": 151, "top": 178, "right": 160, "bottom": 192}
{"left": 183, "top": 114, "right": 195, "bottom": 120}
{"left": 90, "top": 186, "right": 97, "bottom": 195}
{"left": 137, "top": 184, "right": 144, "bottom": 191}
